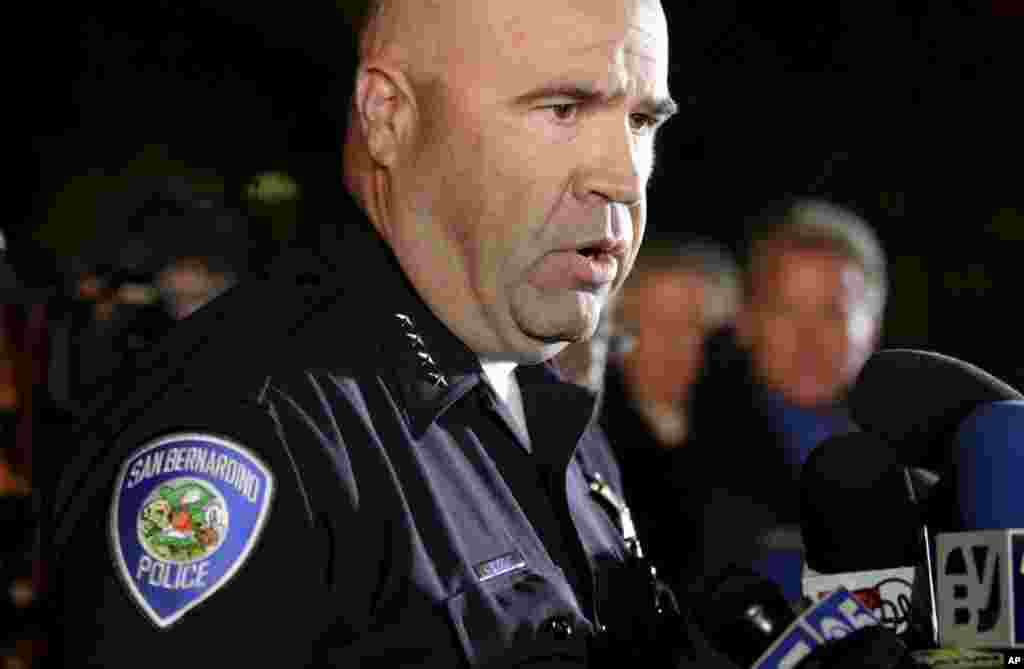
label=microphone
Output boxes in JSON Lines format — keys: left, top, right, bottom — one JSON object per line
{"left": 849, "top": 349, "right": 1023, "bottom": 471}
{"left": 804, "top": 349, "right": 1024, "bottom": 648}
{"left": 800, "top": 433, "right": 924, "bottom": 574}
{"left": 698, "top": 567, "right": 916, "bottom": 668}
{"left": 799, "top": 433, "right": 936, "bottom": 646}
{"left": 934, "top": 400, "right": 1024, "bottom": 650}
{"left": 950, "top": 401, "right": 1024, "bottom": 533}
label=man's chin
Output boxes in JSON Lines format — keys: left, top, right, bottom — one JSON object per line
{"left": 493, "top": 340, "right": 566, "bottom": 366}
{"left": 786, "top": 383, "right": 840, "bottom": 410}
{"left": 516, "top": 296, "right": 601, "bottom": 341}
{"left": 518, "top": 317, "right": 596, "bottom": 348}
{"left": 497, "top": 326, "right": 581, "bottom": 367}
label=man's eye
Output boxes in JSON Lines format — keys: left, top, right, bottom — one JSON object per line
{"left": 629, "top": 113, "right": 657, "bottom": 133}
{"left": 548, "top": 103, "right": 580, "bottom": 123}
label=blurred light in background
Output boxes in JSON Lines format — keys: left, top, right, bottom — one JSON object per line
{"left": 245, "top": 171, "right": 299, "bottom": 204}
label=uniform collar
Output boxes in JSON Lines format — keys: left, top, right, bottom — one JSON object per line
{"left": 334, "top": 192, "right": 599, "bottom": 444}
{"left": 518, "top": 362, "right": 601, "bottom": 472}
{"left": 330, "top": 195, "right": 484, "bottom": 438}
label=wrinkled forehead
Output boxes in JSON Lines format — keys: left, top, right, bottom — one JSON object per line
{"left": 440, "top": 0, "right": 669, "bottom": 89}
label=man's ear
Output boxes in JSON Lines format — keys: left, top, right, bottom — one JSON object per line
{"left": 353, "top": 63, "right": 417, "bottom": 166}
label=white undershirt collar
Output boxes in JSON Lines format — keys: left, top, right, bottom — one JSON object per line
{"left": 480, "top": 360, "right": 531, "bottom": 448}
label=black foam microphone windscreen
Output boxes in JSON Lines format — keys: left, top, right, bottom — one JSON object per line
{"left": 849, "top": 349, "right": 1022, "bottom": 471}
{"left": 800, "top": 432, "right": 923, "bottom": 573}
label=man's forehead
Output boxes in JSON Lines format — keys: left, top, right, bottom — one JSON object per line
{"left": 371, "top": 0, "right": 670, "bottom": 104}
{"left": 448, "top": 0, "right": 668, "bottom": 68}
{"left": 497, "top": 0, "right": 666, "bottom": 52}
{"left": 499, "top": 2, "right": 667, "bottom": 105}
{"left": 759, "top": 250, "right": 866, "bottom": 303}
{"left": 646, "top": 272, "right": 706, "bottom": 305}
{"left": 775, "top": 248, "right": 861, "bottom": 279}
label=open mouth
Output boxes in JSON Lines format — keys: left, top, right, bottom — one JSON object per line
{"left": 573, "top": 247, "right": 618, "bottom": 284}
{"left": 530, "top": 246, "right": 619, "bottom": 288}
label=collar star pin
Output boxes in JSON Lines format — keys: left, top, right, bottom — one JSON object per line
{"left": 426, "top": 371, "right": 449, "bottom": 389}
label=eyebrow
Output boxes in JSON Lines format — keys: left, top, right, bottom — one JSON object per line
{"left": 514, "top": 83, "right": 679, "bottom": 120}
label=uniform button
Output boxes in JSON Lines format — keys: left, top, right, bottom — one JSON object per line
{"left": 542, "top": 616, "right": 575, "bottom": 641}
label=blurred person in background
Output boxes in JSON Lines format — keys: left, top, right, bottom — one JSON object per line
{"left": 1, "top": 229, "right": 23, "bottom": 471}
{"left": 674, "top": 197, "right": 888, "bottom": 602}
{"left": 734, "top": 199, "right": 885, "bottom": 418}
{"left": 46, "top": 181, "right": 250, "bottom": 420}
{"left": 1, "top": 310, "right": 20, "bottom": 460}
{"left": 155, "top": 255, "right": 237, "bottom": 322}
{"left": 0, "top": 229, "right": 41, "bottom": 492}
{"left": 596, "top": 238, "right": 740, "bottom": 590}
{"left": 0, "top": 230, "right": 46, "bottom": 668}
{"left": 603, "top": 238, "right": 739, "bottom": 449}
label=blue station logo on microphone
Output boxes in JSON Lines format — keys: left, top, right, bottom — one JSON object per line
{"left": 753, "top": 587, "right": 878, "bottom": 669}
{"left": 110, "top": 432, "right": 275, "bottom": 629}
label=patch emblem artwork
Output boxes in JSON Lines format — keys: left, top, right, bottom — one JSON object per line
{"left": 110, "top": 432, "right": 274, "bottom": 628}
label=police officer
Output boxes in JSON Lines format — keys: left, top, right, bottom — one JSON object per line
{"left": 45, "top": 0, "right": 717, "bottom": 666}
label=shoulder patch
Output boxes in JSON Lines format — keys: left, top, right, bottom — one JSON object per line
{"left": 109, "top": 432, "right": 275, "bottom": 629}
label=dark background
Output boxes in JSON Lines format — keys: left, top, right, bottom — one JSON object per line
{"left": 12, "top": 2, "right": 1024, "bottom": 386}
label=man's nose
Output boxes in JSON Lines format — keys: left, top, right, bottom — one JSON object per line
{"left": 573, "top": 119, "right": 645, "bottom": 207}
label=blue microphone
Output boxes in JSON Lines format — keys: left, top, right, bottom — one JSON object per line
{"left": 953, "top": 401, "right": 1024, "bottom": 531}
{"left": 935, "top": 400, "right": 1024, "bottom": 650}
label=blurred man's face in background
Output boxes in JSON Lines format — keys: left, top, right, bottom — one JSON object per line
{"left": 156, "top": 257, "right": 235, "bottom": 321}
{"left": 739, "top": 247, "right": 876, "bottom": 408}
{"left": 620, "top": 270, "right": 712, "bottom": 406}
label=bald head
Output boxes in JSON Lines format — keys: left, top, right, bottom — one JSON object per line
{"left": 353, "top": 0, "right": 668, "bottom": 89}
{"left": 343, "top": 0, "right": 674, "bottom": 363}
{"left": 355, "top": 1, "right": 444, "bottom": 79}
{"left": 343, "top": 0, "right": 671, "bottom": 190}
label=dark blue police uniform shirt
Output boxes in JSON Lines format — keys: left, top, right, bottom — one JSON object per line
{"left": 47, "top": 196, "right": 710, "bottom": 668}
